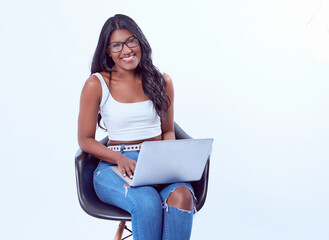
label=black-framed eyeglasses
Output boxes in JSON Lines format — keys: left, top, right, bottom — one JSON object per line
{"left": 108, "top": 36, "right": 140, "bottom": 53}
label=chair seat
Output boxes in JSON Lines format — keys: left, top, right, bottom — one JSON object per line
{"left": 80, "top": 198, "right": 131, "bottom": 221}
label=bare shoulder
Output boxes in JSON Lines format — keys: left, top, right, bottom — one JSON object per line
{"left": 80, "top": 74, "right": 102, "bottom": 103}
{"left": 162, "top": 72, "right": 173, "bottom": 84}
{"left": 84, "top": 74, "right": 101, "bottom": 89}
{"left": 82, "top": 74, "right": 102, "bottom": 94}
{"left": 162, "top": 72, "right": 174, "bottom": 97}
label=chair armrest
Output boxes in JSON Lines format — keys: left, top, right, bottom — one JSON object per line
{"left": 174, "top": 122, "right": 192, "bottom": 139}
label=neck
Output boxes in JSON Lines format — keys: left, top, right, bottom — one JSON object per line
{"left": 112, "top": 66, "right": 138, "bottom": 82}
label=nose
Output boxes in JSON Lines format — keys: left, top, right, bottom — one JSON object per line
{"left": 121, "top": 43, "right": 132, "bottom": 54}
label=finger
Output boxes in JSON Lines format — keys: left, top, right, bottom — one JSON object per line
{"left": 120, "top": 167, "right": 127, "bottom": 177}
{"left": 127, "top": 168, "right": 133, "bottom": 179}
{"left": 130, "top": 164, "right": 136, "bottom": 173}
{"left": 130, "top": 161, "right": 136, "bottom": 172}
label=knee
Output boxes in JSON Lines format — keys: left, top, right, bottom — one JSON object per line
{"left": 133, "top": 188, "right": 162, "bottom": 214}
{"left": 166, "top": 186, "right": 194, "bottom": 211}
{"left": 145, "top": 196, "right": 162, "bottom": 213}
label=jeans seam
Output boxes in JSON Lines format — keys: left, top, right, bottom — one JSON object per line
{"left": 165, "top": 208, "right": 169, "bottom": 240}
{"left": 161, "top": 184, "right": 195, "bottom": 240}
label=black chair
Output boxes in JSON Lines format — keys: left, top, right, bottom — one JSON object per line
{"left": 75, "top": 122, "right": 210, "bottom": 239}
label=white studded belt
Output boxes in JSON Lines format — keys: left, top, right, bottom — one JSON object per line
{"left": 108, "top": 144, "right": 142, "bottom": 152}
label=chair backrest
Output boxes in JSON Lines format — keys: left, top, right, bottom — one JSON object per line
{"left": 75, "top": 122, "right": 209, "bottom": 220}
{"left": 173, "top": 123, "right": 210, "bottom": 211}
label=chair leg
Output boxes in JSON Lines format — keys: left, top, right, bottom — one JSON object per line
{"left": 114, "top": 221, "right": 126, "bottom": 240}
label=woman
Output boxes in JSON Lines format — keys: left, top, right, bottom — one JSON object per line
{"left": 78, "top": 14, "right": 195, "bottom": 240}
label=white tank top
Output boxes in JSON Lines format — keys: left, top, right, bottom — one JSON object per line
{"left": 93, "top": 73, "right": 162, "bottom": 141}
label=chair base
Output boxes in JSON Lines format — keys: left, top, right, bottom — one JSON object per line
{"left": 114, "top": 221, "right": 133, "bottom": 240}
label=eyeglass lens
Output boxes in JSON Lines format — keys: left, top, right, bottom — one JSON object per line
{"left": 109, "top": 37, "right": 139, "bottom": 53}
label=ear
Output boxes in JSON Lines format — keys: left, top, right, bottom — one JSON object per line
{"left": 106, "top": 48, "right": 111, "bottom": 57}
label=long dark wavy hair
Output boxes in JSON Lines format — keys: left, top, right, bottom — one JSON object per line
{"left": 91, "top": 14, "right": 170, "bottom": 129}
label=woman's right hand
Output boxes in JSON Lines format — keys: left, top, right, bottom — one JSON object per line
{"left": 116, "top": 154, "right": 136, "bottom": 179}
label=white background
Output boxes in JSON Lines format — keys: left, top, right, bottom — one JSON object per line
{"left": 1, "top": 0, "right": 329, "bottom": 239}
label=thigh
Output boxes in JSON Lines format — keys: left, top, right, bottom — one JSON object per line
{"left": 93, "top": 149, "right": 139, "bottom": 201}
{"left": 93, "top": 160, "right": 162, "bottom": 213}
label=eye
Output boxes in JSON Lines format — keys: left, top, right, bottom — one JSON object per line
{"left": 127, "top": 38, "right": 139, "bottom": 47}
{"left": 110, "top": 42, "right": 122, "bottom": 49}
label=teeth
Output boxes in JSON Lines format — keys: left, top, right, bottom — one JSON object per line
{"left": 123, "top": 55, "right": 134, "bottom": 61}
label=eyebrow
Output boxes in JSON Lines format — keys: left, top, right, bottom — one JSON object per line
{"left": 109, "top": 35, "right": 135, "bottom": 44}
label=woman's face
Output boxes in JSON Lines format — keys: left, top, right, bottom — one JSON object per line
{"left": 106, "top": 28, "right": 142, "bottom": 72}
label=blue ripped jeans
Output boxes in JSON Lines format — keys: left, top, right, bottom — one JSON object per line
{"left": 93, "top": 149, "right": 195, "bottom": 240}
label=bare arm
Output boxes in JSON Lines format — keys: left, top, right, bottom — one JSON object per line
{"left": 77, "top": 75, "right": 136, "bottom": 178}
{"left": 161, "top": 73, "right": 175, "bottom": 140}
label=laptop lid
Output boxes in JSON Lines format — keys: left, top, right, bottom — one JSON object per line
{"left": 127, "top": 138, "right": 213, "bottom": 186}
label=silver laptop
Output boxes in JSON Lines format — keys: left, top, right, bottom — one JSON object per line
{"left": 111, "top": 138, "right": 213, "bottom": 187}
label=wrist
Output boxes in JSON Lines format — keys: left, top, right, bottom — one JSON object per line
{"left": 113, "top": 151, "right": 125, "bottom": 164}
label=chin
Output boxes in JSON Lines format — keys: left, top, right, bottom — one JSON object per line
{"left": 122, "top": 62, "right": 140, "bottom": 71}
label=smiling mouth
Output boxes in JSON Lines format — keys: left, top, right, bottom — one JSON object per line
{"left": 122, "top": 54, "right": 135, "bottom": 62}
